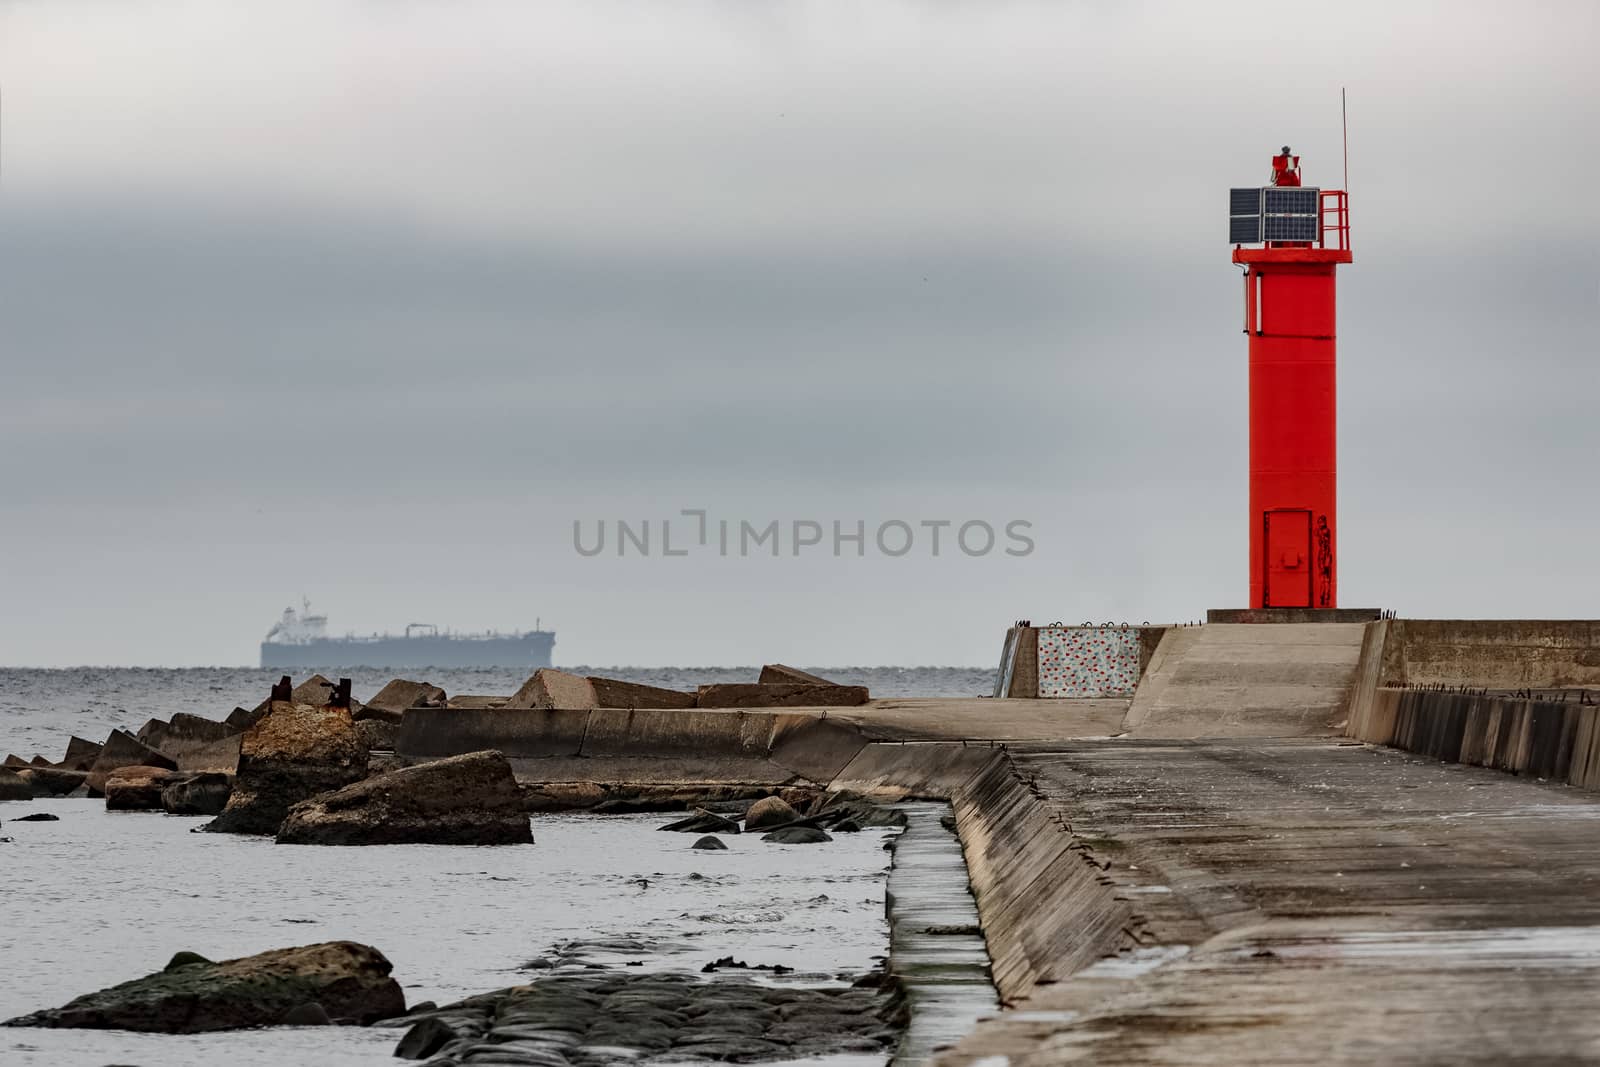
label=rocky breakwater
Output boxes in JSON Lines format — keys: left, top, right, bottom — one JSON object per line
{"left": 205, "top": 699, "right": 368, "bottom": 835}
{"left": 277, "top": 750, "right": 533, "bottom": 846}
{"left": 3, "top": 941, "right": 405, "bottom": 1032}
{"left": 382, "top": 970, "right": 907, "bottom": 1065}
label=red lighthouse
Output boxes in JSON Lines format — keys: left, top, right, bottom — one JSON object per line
{"left": 1229, "top": 148, "right": 1351, "bottom": 609}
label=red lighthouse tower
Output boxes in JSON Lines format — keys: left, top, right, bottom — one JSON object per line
{"left": 1229, "top": 148, "right": 1351, "bottom": 609}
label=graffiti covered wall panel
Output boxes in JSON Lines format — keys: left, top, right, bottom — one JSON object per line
{"left": 1036, "top": 626, "right": 1141, "bottom": 698}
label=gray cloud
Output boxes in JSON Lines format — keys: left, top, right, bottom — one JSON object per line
{"left": 1, "top": 0, "right": 1595, "bottom": 666}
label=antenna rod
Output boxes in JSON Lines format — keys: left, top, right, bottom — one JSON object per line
{"left": 1342, "top": 87, "right": 1349, "bottom": 191}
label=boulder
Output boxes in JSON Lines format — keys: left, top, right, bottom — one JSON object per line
{"left": 276, "top": 750, "right": 532, "bottom": 846}
{"left": 744, "top": 796, "right": 800, "bottom": 830}
{"left": 0, "top": 769, "right": 31, "bottom": 802}
{"left": 358, "top": 680, "right": 447, "bottom": 724}
{"left": 586, "top": 676, "right": 696, "bottom": 710}
{"left": 395, "top": 1015, "right": 460, "bottom": 1059}
{"left": 162, "top": 773, "right": 234, "bottom": 816}
{"left": 28, "top": 755, "right": 50, "bottom": 767}
{"left": 11, "top": 812, "right": 60, "bottom": 822}
{"left": 60, "top": 736, "right": 103, "bottom": 771}
{"left": 17, "top": 767, "right": 85, "bottom": 797}
{"left": 695, "top": 683, "right": 869, "bottom": 709}
{"left": 761, "top": 827, "right": 833, "bottom": 845}
{"left": 3, "top": 755, "right": 27, "bottom": 767}
{"left": 86, "top": 730, "right": 178, "bottom": 795}
{"left": 692, "top": 835, "right": 730, "bottom": 851}
{"left": 2, "top": 941, "right": 405, "bottom": 1032}
{"left": 506, "top": 669, "right": 597, "bottom": 711}
{"left": 758, "top": 664, "right": 840, "bottom": 686}
{"left": 105, "top": 767, "right": 186, "bottom": 811}
{"left": 204, "top": 702, "right": 368, "bottom": 836}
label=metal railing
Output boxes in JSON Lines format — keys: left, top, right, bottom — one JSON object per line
{"left": 1319, "top": 190, "right": 1350, "bottom": 252}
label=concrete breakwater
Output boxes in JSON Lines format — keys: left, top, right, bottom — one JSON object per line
{"left": 392, "top": 698, "right": 1148, "bottom": 1041}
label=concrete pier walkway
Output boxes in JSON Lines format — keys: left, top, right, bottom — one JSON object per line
{"left": 934, "top": 738, "right": 1600, "bottom": 1065}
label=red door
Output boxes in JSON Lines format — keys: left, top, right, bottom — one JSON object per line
{"left": 1263, "top": 509, "right": 1312, "bottom": 608}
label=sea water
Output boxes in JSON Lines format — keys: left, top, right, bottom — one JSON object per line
{"left": 0, "top": 667, "right": 991, "bottom": 1066}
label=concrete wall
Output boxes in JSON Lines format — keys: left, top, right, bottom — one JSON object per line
{"left": 948, "top": 753, "right": 1134, "bottom": 1004}
{"left": 1378, "top": 620, "right": 1600, "bottom": 689}
{"left": 1351, "top": 687, "right": 1600, "bottom": 789}
{"left": 396, "top": 706, "right": 873, "bottom": 787}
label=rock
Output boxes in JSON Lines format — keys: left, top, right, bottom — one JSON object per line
{"left": 11, "top": 812, "right": 60, "bottom": 822}
{"left": 506, "top": 668, "right": 597, "bottom": 711}
{"left": 17, "top": 767, "right": 88, "bottom": 797}
{"left": 279, "top": 1002, "right": 332, "bottom": 1026}
{"left": 395, "top": 1015, "right": 459, "bottom": 1059}
{"left": 0, "top": 769, "right": 36, "bottom": 801}
{"left": 85, "top": 730, "right": 178, "bottom": 795}
{"left": 2, "top": 941, "right": 405, "bottom": 1032}
{"left": 276, "top": 750, "right": 532, "bottom": 846}
{"left": 691, "top": 836, "right": 729, "bottom": 850}
{"left": 162, "top": 773, "right": 234, "bottom": 816}
{"left": 166, "top": 951, "right": 213, "bottom": 970}
{"left": 353, "top": 718, "right": 399, "bottom": 752}
{"left": 660, "top": 809, "right": 741, "bottom": 835}
{"left": 758, "top": 664, "right": 840, "bottom": 686}
{"left": 761, "top": 827, "right": 833, "bottom": 845}
{"left": 695, "top": 683, "right": 869, "bottom": 709}
{"left": 743, "top": 796, "right": 800, "bottom": 830}
{"left": 203, "top": 702, "right": 368, "bottom": 836}
{"left": 586, "top": 676, "right": 697, "bottom": 709}
{"left": 2, "top": 755, "right": 26, "bottom": 767}
{"left": 358, "top": 679, "right": 447, "bottom": 723}
{"left": 28, "top": 755, "right": 50, "bottom": 767}
{"left": 60, "top": 736, "right": 103, "bottom": 771}
{"left": 105, "top": 767, "right": 186, "bottom": 811}
{"left": 832, "top": 818, "right": 862, "bottom": 832}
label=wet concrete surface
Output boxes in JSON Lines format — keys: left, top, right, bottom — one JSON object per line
{"left": 886, "top": 804, "right": 998, "bottom": 1065}
{"left": 935, "top": 738, "right": 1600, "bottom": 1065}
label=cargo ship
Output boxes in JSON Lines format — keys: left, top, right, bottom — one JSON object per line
{"left": 259, "top": 601, "right": 555, "bottom": 669}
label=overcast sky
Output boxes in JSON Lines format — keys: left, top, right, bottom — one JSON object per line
{"left": 1, "top": 0, "right": 1596, "bottom": 667}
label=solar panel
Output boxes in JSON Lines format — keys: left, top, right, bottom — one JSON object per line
{"left": 1230, "top": 188, "right": 1262, "bottom": 216}
{"left": 1230, "top": 214, "right": 1262, "bottom": 243}
{"left": 1263, "top": 213, "right": 1319, "bottom": 242}
{"left": 1263, "top": 187, "right": 1319, "bottom": 217}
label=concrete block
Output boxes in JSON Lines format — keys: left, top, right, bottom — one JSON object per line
{"left": 359, "top": 679, "right": 448, "bottom": 723}
{"left": 61, "top": 736, "right": 103, "bottom": 771}
{"left": 587, "top": 676, "right": 696, "bottom": 709}
{"left": 506, "top": 669, "right": 598, "bottom": 710}
{"left": 445, "top": 695, "right": 509, "bottom": 709}
{"left": 696, "top": 683, "right": 868, "bottom": 709}
{"left": 758, "top": 664, "right": 839, "bottom": 686}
